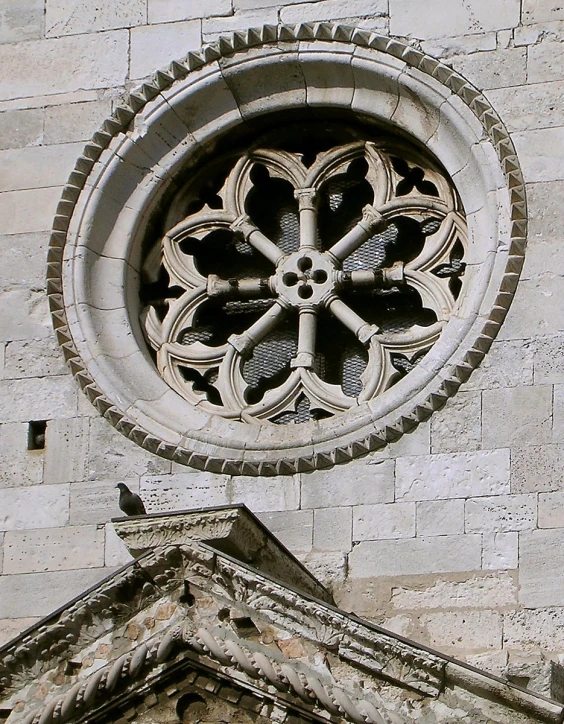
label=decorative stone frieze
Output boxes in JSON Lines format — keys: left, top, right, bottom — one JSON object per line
{"left": 0, "top": 506, "right": 561, "bottom": 724}
{"left": 49, "top": 23, "right": 526, "bottom": 474}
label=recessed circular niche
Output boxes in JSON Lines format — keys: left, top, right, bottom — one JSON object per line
{"left": 49, "top": 24, "right": 526, "bottom": 475}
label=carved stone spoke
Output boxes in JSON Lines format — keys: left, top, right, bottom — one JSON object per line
{"left": 142, "top": 137, "right": 468, "bottom": 423}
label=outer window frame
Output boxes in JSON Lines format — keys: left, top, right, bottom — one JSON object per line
{"left": 49, "top": 24, "right": 526, "bottom": 475}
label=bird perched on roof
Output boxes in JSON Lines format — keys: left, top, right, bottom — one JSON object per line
{"left": 116, "top": 483, "right": 146, "bottom": 516}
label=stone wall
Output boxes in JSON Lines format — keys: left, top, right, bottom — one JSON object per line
{"left": 1, "top": 0, "right": 563, "bottom": 685}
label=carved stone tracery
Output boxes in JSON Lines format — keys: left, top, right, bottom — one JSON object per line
{"left": 142, "top": 137, "right": 466, "bottom": 424}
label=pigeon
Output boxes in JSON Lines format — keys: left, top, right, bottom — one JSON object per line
{"left": 116, "top": 483, "right": 146, "bottom": 516}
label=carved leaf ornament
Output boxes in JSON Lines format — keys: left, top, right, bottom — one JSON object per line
{"left": 50, "top": 24, "right": 526, "bottom": 474}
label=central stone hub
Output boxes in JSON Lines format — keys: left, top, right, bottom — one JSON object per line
{"left": 275, "top": 250, "right": 335, "bottom": 308}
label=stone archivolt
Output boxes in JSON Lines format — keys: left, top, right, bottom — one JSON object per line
{"left": 0, "top": 508, "right": 560, "bottom": 724}
{"left": 143, "top": 137, "right": 466, "bottom": 424}
{"left": 49, "top": 23, "right": 526, "bottom": 474}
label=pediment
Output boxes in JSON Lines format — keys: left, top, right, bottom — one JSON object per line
{"left": 0, "top": 507, "right": 561, "bottom": 724}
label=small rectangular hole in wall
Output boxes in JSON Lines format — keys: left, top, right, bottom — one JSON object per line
{"left": 27, "top": 420, "right": 47, "bottom": 450}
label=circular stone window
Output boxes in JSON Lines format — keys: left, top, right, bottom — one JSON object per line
{"left": 49, "top": 24, "right": 526, "bottom": 475}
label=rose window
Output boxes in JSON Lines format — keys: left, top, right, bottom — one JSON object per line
{"left": 140, "top": 134, "right": 467, "bottom": 425}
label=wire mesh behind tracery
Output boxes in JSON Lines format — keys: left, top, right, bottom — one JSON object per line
{"left": 242, "top": 319, "right": 298, "bottom": 404}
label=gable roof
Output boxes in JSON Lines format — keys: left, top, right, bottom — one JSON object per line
{"left": 1, "top": 506, "right": 562, "bottom": 724}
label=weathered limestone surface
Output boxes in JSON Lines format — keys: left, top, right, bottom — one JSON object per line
{"left": 389, "top": 0, "right": 520, "bottom": 38}
{"left": 46, "top": 0, "right": 146, "bottom": 36}
{"left": 0, "top": 0, "right": 563, "bottom": 688}
{"left": 3, "top": 525, "right": 104, "bottom": 573}
{"left": 349, "top": 535, "right": 483, "bottom": 577}
{"left": 301, "top": 458, "right": 394, "bottom": 507}
{"left": 396, "top": 450, "right": 510, "bottom": 501}
{"left": 0, "top": 31, "right": 128, "bottom": 100}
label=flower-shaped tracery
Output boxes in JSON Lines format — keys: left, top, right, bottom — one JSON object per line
{"left": 141, "top": 138, "right": 467, "bottom": 424}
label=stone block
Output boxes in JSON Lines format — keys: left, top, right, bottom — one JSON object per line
{"left": 301, "top": 458, "right": 394, "bottom": 508}
{"left": 482, "top": 532, "right": 519, "bottom": 570}
{"left": 0, "top": 232, "right": 48, "bottom": 289}
{"left": 70, "top": 479, "right": 136, "bottom": 525}
{"left": 466, "top": 650, "right": 510, "bottom": 677}
{"left": 520, "top": 529, "right": 564, "bottom": 607}
{"left": 280, "top": 0, "right": 387, "bottom": 22}
{"left": 202, "top": 8, "right": 278, "bottom": 40}
{"left": 229, "top": 475, "right": 299, "bottom": 513}
{"left": 44, "top": 99, "right": 112, "bottom": 144}
{"left": 390, "top": 573, "right": 517, "bottom": 610}
{"left": 521, "top": 237, "right": 564, "bottom": 281}
{"left": 104, "top": 523, "right": 133, "bottom": 567}
{"left": 0, "top": 422, "right": 43, "bottom": 488}
{"left": 44, "top": 417, "right": 89, "bottom": 485}
{"left": 0, "top": 375, "right": 77, "bottom": 423}
{"left": 0, "top": 31, "right": 128, "bottom": 101}
{"left": 234, "top": 0, "right": 310, "bottom": 8}
{"left": 420, "top": 32, "right": 497, "bottom": 58}
{"left": 486, "top": 81, "right": 564, "bottom": 132}
{"left": 389, "top": 0, "right": 520, "bottom": 39}
{"left": 352, "top": 503, "right": 415, "bottom": 541}
{"left": 482, "top": 385, "right": 552, "bottom": 447}
{"left": 0, "top": 0, "right": 43, "bottom": 44}
{"left": 465, "top": 495, "right": 537, "bottom": 532}
{"left": 87, "top": 417, "right": 170, "bottom": 480}
{"left": 313, "top": 507, "right": 352, "bottom": 551}
{"left": 299, "top": 551, "right": 347, "bottom": 590}
{"left": 528, "top": 40, "right": 564, "bottom": 84}
{"left": 0, "top": 142, "right": 83, "bottom": 192}
{"left": 3, "top": 337, "right": 67, "bottom": 379}
{"left": 0, "top": 109, "right": 43, "bottom": 150}
{"left": 0, "top": 288, "right": 53, "bottom": 342}
{"left": 129, "top": 20, "right": 202, "bottom": 80}
{"left": 0, "top": 484, "right": 69, "bottom": 531}
{"left": 534, "top": 335, "right": 564, "bottom": 384}
{"left": 140, "top": 472, "right": 230, "bottom": 512}
{"left": 420, "top": 610, "right": 502, "bottom": 651}
{"left": 526, "top": 180, "right": 564, "bottom": 242}
{"left": 0, "top": 568, "right": 109, "bottom": 618}
{"left": 511, "top": 444, "right": 564, "bottom": 494}
{"left": 149, "top": 0, "right": 231, "bottom": 23}
{"left": 46, "top": 0, "right": 146, "bottom": 37}
{"left": 523, "top": 0, "right": 564, "bottom": 23}
{"left": 554, "top": 386, "right": 564, "bottom": 442}
{"left": 387, "top": 423, "right": 431, "bottom": 457}
{"left": 0, "top": 188, "right": 61, "bottom": 235}
{"left": 463, "top": 340, "right": 534, "bottom": 391}
{"left": 538, "top": 492, "right": 564, "bottom": 528}
{"left": 504, "top": 608, "right": 564, "bottom": 651}
{"left": 0, "top": 618, "right": 40, "bottom": 647}
{"left": 416, "top": 499, "right": 465, "bottom": 536}
{"left": 448, "top": 48, "right": 527, "bottom": 89}
{"left": 257, "top": 510, "right": 313, "bottom": 552}
{"left": 396, "top": 449, "right": 510, "bottom": 501}
{"left": 349, "top": 535, "right": 482, "bottom": 577}
{"left": 499, "top": 277, "right": 564, "bottom": 339}
{"left": 430, "top": 391, "right": 481, "bottom": 453}
{"left": 3, "top": 525, "right": 104, "bottom": 573}
{"left": 514, "top": 127, "right": 564, "bottom": 183}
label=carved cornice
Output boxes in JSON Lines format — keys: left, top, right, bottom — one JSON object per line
{"left": 2, "top": 528, "right": 563, "bottom": 724}
{"left": 112, "top": 506, "right": 333, "bottom": 604}
{"left": 47, "top": 22, "right": 528, "bottom": 475}
{"left": 16, "top": 621, "right": 405, "bottom": 724}
{"left": 0, "top": 546, "right": 183, "bottom": 697}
